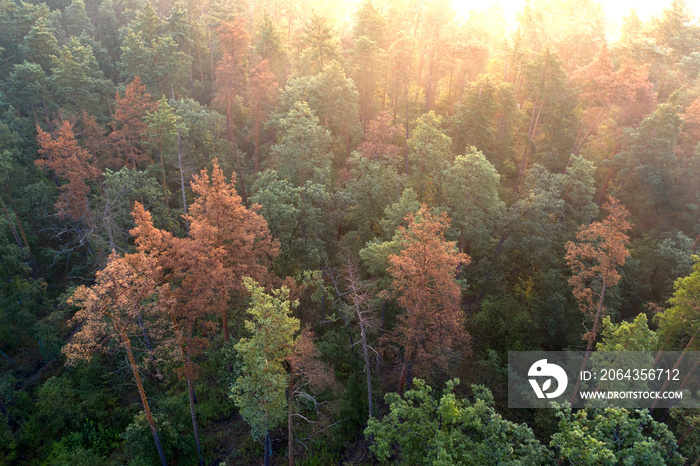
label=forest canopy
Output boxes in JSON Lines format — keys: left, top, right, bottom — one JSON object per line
{"left": 1, "top": 0, "right": 700, "bottom": 463}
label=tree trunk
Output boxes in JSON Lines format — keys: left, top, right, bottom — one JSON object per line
{"left": 405, "top": 83, "right": 410, "bottom": 141}
{"left": 223, "top": 306, "right": 229, "bottom": 343}
{"left": 158, "top": 147, "right": 169, "bottom": 213}
{"left": 187, "top": 376, "right": 204, "bottom": 466}
{"left": 0, "top": 194, "right": 24, "bottom": 252}
{"left": 398, "top": 359, "right": 412, "bottom": 396}
{"left": 359, "top": 319, "right": 373, "bottom": 418}
{"left": 176, "top": 132, "right": 189, "bottom": 232}
{"left": 570, "top": 278, "right": 606, "bottom": 405}
{"left": 121, "top": 329, "right": 168, "bottom": 466}
{"left": 264, "top": 430, "right": 271, "bottom": 466}
{"left": 596, "top": 166, "right": 615, "bottom": 206}
{"left": 137, "top": 314, "right": 163, "bottom": 381}
{"left": 254, "top": 118, "right": 260, "bottom": 173}
{"left": 288, "top": 380, "right": 294, "bottom": 466}
{"left": 650, "top": 333, "right": 697, "bottom": 410}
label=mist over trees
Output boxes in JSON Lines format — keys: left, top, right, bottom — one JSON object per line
{"left": 2, "top": 0, "right": 700, "bottom": 463}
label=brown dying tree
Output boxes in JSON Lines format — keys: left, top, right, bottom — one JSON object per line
{"left": 385, "top": 205, "right": 470, "bottom": 395}
{"left": 213, "top": 19, "right": 250, "bottom": 197}
{"left": 36, "top": 120, "right": 100, "bottom": 222}
{"left": 247, "top": 59, "right": 278, "bottom": 173}
{"left": 188, "top": 159, "right": 279, "bottom": 341}
{"left": 566, "top": 196, "right": 632, "bottom": 403}
{"left": 131, "top": 201, "right": 226, "bottom": 466}
{"left": 358, "top": 110, "right": 405, "bottom": 163}
{"left": 108, "top": 76, "right": 156, "bottom": 169}
{"left": 285, "top": 327, "right": 337, "bottom": 466}
{"left": 64, "top": 252, "right": 169, "bottom": 466}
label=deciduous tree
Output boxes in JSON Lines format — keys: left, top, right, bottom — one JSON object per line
{"left": 365, "top": 379, "right": 549, "bottom": 465}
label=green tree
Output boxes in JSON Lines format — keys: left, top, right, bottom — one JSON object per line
{"left": 407, "top": 111, "right": 452, "bottom": 202}
{"left": 551, "top": 407, "right": 683, "bottom": 465}
{"left": 6, "top": 61, "right": 52, "bottom": 121}
{"left": 340, "top": 152, "right": 403, "bottom": 251}
{"left": 613, "top": 99, "right": 682, "bottom": 232}
{"left": 232, "top": 278, "right": 299, "bottom": 466}
{"left": 254, "top": 12, "right": 287, "bottom": 83}
{"left": 297, "top": 12, "right": 340, "bottom": 75}
{"left": 0, "top": 0, "right": 50, "bottom": 76}
{"left": 656, "top": 255, "right": 700, "bottom": 353}
{"left": 19, "top": 17, "right": 59, "bottom": 72}
{"left": 597, "top": 314, "right": 658, "bottom": 352}
{"left": 441, "top": 148, "right": 505, "bottom": 257}
{"left": 51, "top": 37, "right": 112, "bottom": 115}
{"left": 63, "top": 0, "right": 94, "bottom": 37}
{"left": 651, "top": 0, "right": 700, "bottom": 61}
{"left": 519, "top": 48, "right": 575, "bottom": 178}
{"left": 250, "top": 169, "right": 331, "bottom": 277}
{"left": 353, "top": 0, "right": 387, "bottom": 48}
{"left": 95, "top": 0, "right": 119, "bottom": 64}
{"left": 119, "top": 5, "right": 191, "bottom": 99}
{"left": 448, "top": 75, "right": 518, "bottom": 165}
{"left": 269, "top": 101, "right": 333, "bottom": 186}
{"left": 562, "top": 154, "right": 599, "bottom": 229}
{"left": 365, "top": 379, "right": 550, "bottom": 465}
{"left": 272, "top": 61, "right": 360, "bottom": 155}
{"left": 145, "top": 96, "right": 186, "bottom": 210}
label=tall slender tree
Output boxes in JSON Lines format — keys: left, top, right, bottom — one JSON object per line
{"left": 108, "top": 76, "right": 156, "bottom": 169}
{"left": 566, "top": 197, "right": 632, "bottom": 403}
{"left": 233, "top": 278, "right": 299, "bottom": 466}
{"left": 247, "top": 59, "right": 278, "bottom": 172}
{"left": 385, "top": 205, "right": 470, "bottom": 394}
{"left": 64, "top": 252, "right": 169, "bottom": 466}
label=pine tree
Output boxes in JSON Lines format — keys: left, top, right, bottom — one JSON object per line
{"left": 385, "top": 205, "right": 470, "bottom": 394}
{"left": 233, "top": 278, "right": 299, "bottom": 466}
{"left": 108, "top": 76, "right": 156, "bottom": 169}
{"left": 566, "top": 197, "right": 632, "bottom": 403}
{"left": 35, "top": 120, "right": 100, "bottom": 221}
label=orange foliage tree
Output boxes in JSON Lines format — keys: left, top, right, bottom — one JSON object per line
{"left": 213, "top": 19, "right": 250, "bottom": 196}
{"left": 187, "top": 159, "right": 279, "bottom": 341}
{"left": 385, "top": 205, "right": 470, "bottom": 395}
{"left": 247, "top": 59, "right": 278, "bottom": 172}
{"left": 214, "top": 19, "right": 249, "bottom": 143}
{"left": 108, "top": 76, "right": 156, "bottom": 169}
{"left": 36, "top": 120, "right": 100, "bottom": 222}
{"left": 571, "top": 46, "right": 656, "bottom": 156}
{"left": 358, "top": 110, "right": 404, "bottom": 163}
{"left": 131, "top": 202, "right": 224, "bottom": 466}
{"left": 64, "top": 252, "right": 169, "bottom": 466}
{"left": 128, "top": 160, "right": 278, "bottom": 463}
{"left": 565, "top": 197, "right": 632, "bottom": 402}
{"left": 679, "top": 96, "right": 700, "bottom": 162}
